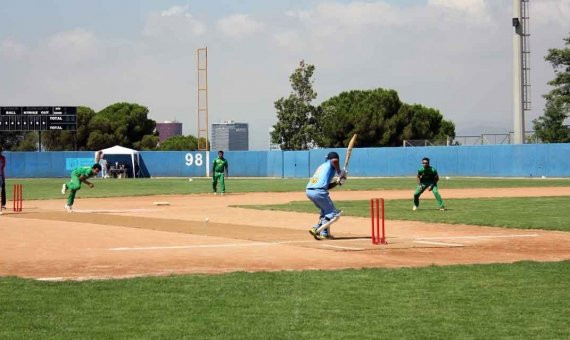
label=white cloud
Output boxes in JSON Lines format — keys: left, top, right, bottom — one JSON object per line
{"left": 533, "top": 0, "right": 570, "bottom": 27}
{"left": 285, "top": 9, "right": 311, "bottom": 20}
{"left": 274, "top": 31, "right": 302, "bottom": 48}
{"left": 143, "top": 4, "right": 205, "bottom": 39}
{"left": 428, "top": 0, "right": 491, "bottom": 23}
{"left": 161, "top": 5, "right": 191, "bottom": 17}
{"left": 0, "top": 39, "right": 26, "bottom": 59}
{"left": 44, "top": 28, "right": 101, "bottom": 63}
{"left": 217, "top": 14, "right": 264, "bottom": 38}
{"left": 428, "top": 0, "right": 487, "bottom": 15}
{"left": 305, "top": 1, "right": 404, "bottom": 38}
{"left": 285, "top": 0, "right": 492, "bottom": 40}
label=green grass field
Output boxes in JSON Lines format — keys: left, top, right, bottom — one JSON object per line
{"left": 1, "top": 261, "right": 568, "bottom": 339}
{"left": 4, "top": 177, "right": 570, "bottom": 200}
{"left": 240, "top": 196, "right": 570, "bottom": 231}
{"left": 3, "top": 177, "right": 570, "bottom": 338}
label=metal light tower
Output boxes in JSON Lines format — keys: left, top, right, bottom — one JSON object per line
{"left": 197, "top": 47, "right": 209, "bottom": 151}
{"left": 512, "top": 0, "right": 531, "bottom": 144}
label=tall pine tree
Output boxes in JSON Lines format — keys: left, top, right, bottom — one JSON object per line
{"left": 271, "top": 60, "right": 321, "bottom": 150}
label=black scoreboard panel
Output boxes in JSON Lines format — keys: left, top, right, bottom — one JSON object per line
{"left": 0, "top": 107, "right": 77, "bottom": 131}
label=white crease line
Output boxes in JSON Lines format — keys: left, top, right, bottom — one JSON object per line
{"left": 415, "top": 234, "right": 539, "bottom": 241}
{"left": 35, "top": 274, "right": 154, "bottom": 282}
{"left": 413, "top": 240, "right": 464, "bottom": 247}
{"left": 319, "top": 244, "right": 365, "bottom": 251}
{"left": 36, "top": 277, "right": 65, "bottom": 281}
{"left": 74, "top": 209, "right": 156, "bottom": 213}
{"left": 109, "top": 240, "right": 315, "bottom": 251}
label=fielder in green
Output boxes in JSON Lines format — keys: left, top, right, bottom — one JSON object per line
{"left": 413, "top": 157, "right": 445, "bottom": 211}
{"left": 212, "top": 150, "right": 228, "bottom": 195}
{"left": 61, "top": 151, "right": 102, "bottom": 212}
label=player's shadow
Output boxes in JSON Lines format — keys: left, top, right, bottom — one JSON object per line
{"left": 331, "top": 236, "right": 371, "bottom": 241}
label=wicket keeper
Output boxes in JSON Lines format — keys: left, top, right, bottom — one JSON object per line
{"left": 413, "top": 157, "right": 445, "bottom": 211}
{"left": 61, "top": 151, "right": 102, "bottom": 212}
{"left": 212, "top": 150, "right": 228, "bottom": 195}
{"left": 307, "top": 152, "right": 346, "bottom": 240}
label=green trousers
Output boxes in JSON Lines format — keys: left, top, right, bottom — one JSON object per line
{"left": 65, "top": 175, "right": 82, "bottom": 206}
{"left": 414, "top": 183, "right": 444, "bottom": 208}
{"left": 212, "top": 172, "right": 226, "bottom": 193}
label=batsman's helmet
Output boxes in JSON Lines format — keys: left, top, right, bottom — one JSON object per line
{"left": 326, "top": 152, "right": 340, "bottom": 160}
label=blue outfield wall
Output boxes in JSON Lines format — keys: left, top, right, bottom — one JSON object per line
{"left": 139, "top": 151, "right": 208, "bottom": 177}
{"left": 3, "top": 144, "right": 570, "bottom": 178}
{"left": 4, "top": 151, "right": 94, "bottom": 178}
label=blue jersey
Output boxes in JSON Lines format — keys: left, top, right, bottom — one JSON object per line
{"left": 307, "top": 160, "right": 336, "bottom": 190}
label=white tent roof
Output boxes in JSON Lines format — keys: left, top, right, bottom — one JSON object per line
{"left": 97, "top": 145, "right": 139, "bottom": 156}
{"left": 95, "top": 145, "right": 139, "bottom": 178}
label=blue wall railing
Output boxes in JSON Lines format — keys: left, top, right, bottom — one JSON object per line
{"left": 3, "top": 144, "right": 570, "bottom": 178}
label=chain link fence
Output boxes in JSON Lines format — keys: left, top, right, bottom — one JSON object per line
{"left": 403, "top": 132, "right": 540, "bottom": 147}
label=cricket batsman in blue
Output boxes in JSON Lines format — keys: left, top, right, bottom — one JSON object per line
{"left": 307, "top": 152, "right": 347, "bottom": 240}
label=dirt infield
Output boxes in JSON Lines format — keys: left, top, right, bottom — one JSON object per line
{"left": 1, "top": 187, "right": 570, "bottom": 280}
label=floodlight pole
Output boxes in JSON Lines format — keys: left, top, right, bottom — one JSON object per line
{"left": 513, "top": 0, "right": 531, "bottom": 144}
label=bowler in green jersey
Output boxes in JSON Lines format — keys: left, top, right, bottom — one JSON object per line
{"left": 212, "top": 151, "right": 228, "bottom": 195}
{"left": 61, "top": 151, "right": 102, "bottom": 212}
{"left": 413, "top": 157, "right": 445, "bottom": 211}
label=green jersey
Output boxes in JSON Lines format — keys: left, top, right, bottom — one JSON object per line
{"left": 418, "top": 166, "right": 438, "bottom": 184}
{"left": 213, "top": 157, "right": 228, "bottom": 173}
{"left": 72, "top": 166, "right": 95, "bottom": 178}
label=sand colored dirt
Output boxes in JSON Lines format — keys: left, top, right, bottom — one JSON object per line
{"left": 1, "top": 187, "right": 569, "bottom": 280}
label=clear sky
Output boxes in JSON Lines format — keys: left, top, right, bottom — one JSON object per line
{"left": 1, "top": 0, "right": 568, "bottom": 149}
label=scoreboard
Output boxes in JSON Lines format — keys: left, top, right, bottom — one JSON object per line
{"left": 0, "top": 106, "right": 77, "bottom": 131}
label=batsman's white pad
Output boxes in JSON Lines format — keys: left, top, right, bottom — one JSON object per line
{"left": 315, "top": 211, "right": 343, "bottom": 234}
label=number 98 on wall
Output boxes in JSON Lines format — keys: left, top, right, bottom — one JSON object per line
{"left": 185, "top": 153, "right": 204, "bottom": 167}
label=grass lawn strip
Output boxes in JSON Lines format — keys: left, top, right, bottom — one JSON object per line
{"left": 0, "top": 261, "right": 568, "bottom": 339}
{"left": 5, "top": 177, "right": 570, "bottom": 200}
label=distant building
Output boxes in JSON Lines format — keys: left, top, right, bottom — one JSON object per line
{"left": 211, "top": 121, "right": 249, "bottom": 151}
{"left": 156, "top": 121, "right": 183, "bottom": 142}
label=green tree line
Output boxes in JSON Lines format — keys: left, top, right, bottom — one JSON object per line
{"left": 271, "top": 61, "right": 455, "bottom": 150}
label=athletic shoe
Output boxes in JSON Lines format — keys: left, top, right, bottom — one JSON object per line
{"left": 439, "top": 207, "right": 446, "bottom": 211}
{"left": 220, "top": 193, "right": 225, "bottom": 196}
{"left": 309, "top": 226, "right": 319, "bottom": 240}
{"left": 316, "top": 231, "right": 329, "bottom": 240}
{"left": 412, "top": 206, "right": 418, "bottom": 211}
{"left": 65, "top": 205, "right": 73, "bottom": 213}
{"left": 61, "top": 183, "right": 67, "bottom": 195}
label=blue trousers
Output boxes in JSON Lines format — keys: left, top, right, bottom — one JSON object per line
{"left": 306, "top": 189, "right": 338, "bottom": 220}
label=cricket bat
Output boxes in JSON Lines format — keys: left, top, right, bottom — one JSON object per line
{"left": 343, "top": 134, "right": 357, "bottom": 171}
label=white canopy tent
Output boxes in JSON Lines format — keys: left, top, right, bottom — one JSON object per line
{"left": 96, "top": 145, "right": 139, "bottom": 178}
